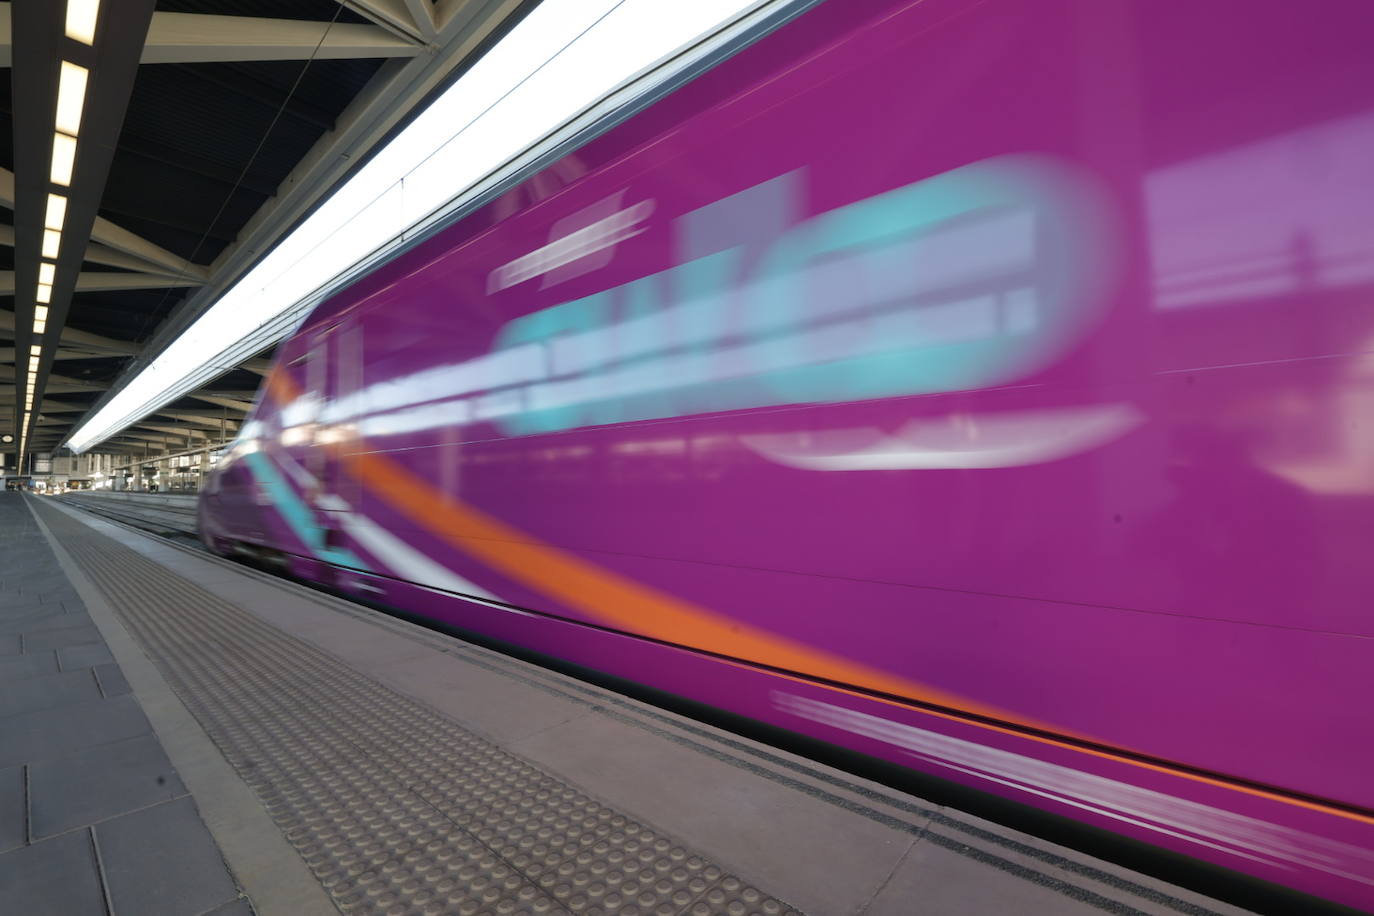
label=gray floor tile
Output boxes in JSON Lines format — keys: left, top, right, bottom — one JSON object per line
{"left": 0, "top": 602, "right": 53, "bottom": 622}
{"left": 96, "top": 796, "right": 238, "bottom": 916}
{"left": 0, "top": 828, "right": 107, "bottom": 916}
{"left": 0, "top": 651, "right": 59, "bottom": 682}
{"left": 204, "top": 898, "right": 256, "bottom": 916}
{"left": 57, "top": 644, "right": 116, "bottom": 671}
{"left": 23, "top": 626, "right": 103, "bottom": 651}
{"left": 30, "top": 735, "right": 187, "bottom": 838}
{"left": 93, "top": 663, "right": 132, "bottom": 698}
{"left": 18, "top": 577, "right": 69, "bottom": 589}
{"left": 0, "top": 634, "right": 18, "bottom": 655}
{"left": 0, "top": 695, "right": 151, "bottom": 769}
{"left": 0, "top": 668, "right": 104, "bottom": 719}
{"left": 0, "top": 612, "right": 94, "bottom": 636}
{"left": 15, "top": 586, "right": 71, "bottom": 599}
{"left": 0, "top": 593, "right": 48, "bottom": 608}
{"left": 0, "top": 765, "right": 24, "bottom": 852}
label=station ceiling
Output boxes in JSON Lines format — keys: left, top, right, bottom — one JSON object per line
{"left": 1, "top": 0, "right": 531, "bottom": 459}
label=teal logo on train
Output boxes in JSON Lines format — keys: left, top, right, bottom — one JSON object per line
{"left": 494, "top": 156, "right": 1116, "bottom": 435}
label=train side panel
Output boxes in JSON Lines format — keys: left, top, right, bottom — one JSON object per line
{"left": 202, "top": 0, "right": 1374, "bottom": 904}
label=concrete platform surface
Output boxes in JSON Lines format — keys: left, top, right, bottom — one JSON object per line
{"left": 0, "top": 491, "right": 1259, "bottom": 916}
{"left": 0, "top": 492, "right": 249, "bottom": 916}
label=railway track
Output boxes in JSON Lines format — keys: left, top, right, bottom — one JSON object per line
{"left": 53, "top": 493, "right": 203, "bottom": 548}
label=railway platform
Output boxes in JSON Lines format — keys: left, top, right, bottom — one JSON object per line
{"left": 0, "top": 490, "right": 1260, "bottom": 916}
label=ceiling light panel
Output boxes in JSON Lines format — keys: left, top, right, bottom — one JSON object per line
{"left": 44, "top": 194, "right": 67, "bottom": 231}
{"left": 51, "top": 133, "right": 77, "bottom": 186}
{"left": 37, "top": 284, "right": 53, "bottom": 304}
{"left": 38, "top": 263, "right": 56, "bottom": 285}
{"left": 42, "top": 230, "right": 61, "bottom": 259}
{"left": 55, "top": 62, "right": 88, "bottom": 136}
{"left": 66, "top": 0, "right": 100, "bottom": 45}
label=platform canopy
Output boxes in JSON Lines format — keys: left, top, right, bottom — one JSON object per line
{"left": 1, "top": 0, "right": 536, "bottom": 459}
{"left": 0, "top": 0, "right": 776, "bottom": 461}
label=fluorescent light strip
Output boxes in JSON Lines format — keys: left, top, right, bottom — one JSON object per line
{"left": 44, "top": 194, "right": 67, "bottom": 231}
{"left": 37, "top": 284, "right": 53, "bottom": 304}
{"left": 51, "top": 132, "right": 77, "bottom": 186}
{"left": 55, "top": 62, "right": 88, "bottom": 136}
{"left": 42, "top": 230, "right": 61, "bottom": 259}
{"left": 66, "top": 0, "right": 783, "bottom": 453}
{"left": 66, "top": 0, "right": 100, "bottom": 45}
{"left": 38, "top": 263, "right": 56, "bottom": 285}
{"left": 34, "top": 320, "right": 47, "bottom": 334}
{"left": 34, "top": 305, "right": 49, "bottom": 322}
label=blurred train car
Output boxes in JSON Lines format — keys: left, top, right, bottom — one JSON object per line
{"left": 199, "top": 0, "right": 1374, "bottom": 906}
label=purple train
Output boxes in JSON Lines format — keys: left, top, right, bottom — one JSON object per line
{"left": 199, "top": 0, "right": 1374, "bottom": 906}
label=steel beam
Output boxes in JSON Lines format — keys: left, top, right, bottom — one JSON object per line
{"left": 0, "top": 309, "right": 141, "bottom": 355}
{"left": 135, "top": 423, "right": 211, "bottom": 439}
{"left": 143, "top": 12, "right": 420, "bottom": 64}
{"left": 82, "top": 241, "right": 201, "bottom": 279}
{"left": 187, "top": 393, "right": 256, "bottom": 412}
{"left": 0, "top": 221, "right": 196, "bottom": 278}
{"left": 93, "top": 199, "right": 239, "bottom": 245}
{"left": 89, "top": 212, "right": 206, "bottom": 278}
{"left": 0, "top": 166, "right": 208, "bottom": 281}
{"left": 339, "top": 0, "right": 429, "bottom": 44}
{"left": 403, "top": 0, "right": 440, "bottom": 42}
{"left": 0, "top": 347, "right": 109, "bottom": 362}
{"left": 155, "top": 409, "right": 239, "bottom": 424}
{"left": 0, "top": 270, "right": 201, "bottom": 294}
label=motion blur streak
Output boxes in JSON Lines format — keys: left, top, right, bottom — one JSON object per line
{"left": 333, "top": 432, "right": 1066, "bottom": 736}
{"left": 270, "top": 369, "right": 1066, "bottom": 730}
{"left": 774, "top": 694, "right": 1374, "bottom": 885}
{"left": 741, "top": 403, "right": 1144, "bottom": 470}
{"left": 272, "top": 447, "right": 500, "bottom": 601}
{"left": 294, "top": 155, "right": 1113, "bottom": 444}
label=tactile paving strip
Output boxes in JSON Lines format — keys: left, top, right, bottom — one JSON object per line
{"left": 34, "top": 502, "right": 801, "bottom": 916}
